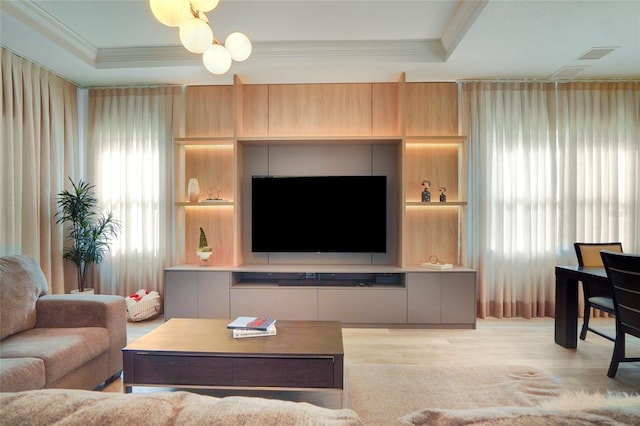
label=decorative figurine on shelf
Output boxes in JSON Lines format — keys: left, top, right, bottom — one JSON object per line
{"left": 439, "top": 187, "right": 447, "bottom": 202}
{"left": 196, "top": 227, "right": 213, "bottom": 264}
{"left": 421, "top": 179, "right": 432, "bottom": 202}
{"left": 206, "top": 186, "right": 222, "bottom": 201}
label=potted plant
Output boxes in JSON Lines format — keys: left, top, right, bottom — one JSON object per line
{"left": 197, "top": 227, "right": 213, "bottom": 262}
{"left": 56, "top": 177, "right": 121, "bottom": 293}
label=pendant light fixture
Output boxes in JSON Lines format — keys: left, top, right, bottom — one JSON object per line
{"left": 149, "top": 0, "right": 251, "bottom": 75}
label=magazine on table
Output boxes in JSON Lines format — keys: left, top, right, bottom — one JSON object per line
{"left": 227, "top": 316, "right": 277, "bottom": 331}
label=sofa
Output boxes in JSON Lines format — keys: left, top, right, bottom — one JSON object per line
{"left": 0, "top": 255, "right": 127, "bottom": 392}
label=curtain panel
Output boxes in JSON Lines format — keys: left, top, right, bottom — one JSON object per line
{"left": 87, "top": 87, "right": 182, "bottom": 296}
{"left": 0, "top": 48, "right": 79, "bottom": 293}
{"left": 557, "top": 82, "right": 639, "bottom": 249}
{"left": 462, "top": 81, "right": 639, "bottom": 319}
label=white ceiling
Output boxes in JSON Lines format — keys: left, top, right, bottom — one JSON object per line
{"left": 1, "top": 0, "right": 639, "bottom": 87}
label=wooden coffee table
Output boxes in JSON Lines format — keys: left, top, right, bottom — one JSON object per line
{"left": 122, "top": 318, "right": 344, "bottom": 394}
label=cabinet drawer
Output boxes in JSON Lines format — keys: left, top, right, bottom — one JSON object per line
{"left": 132, "top": 355, "right": 233, "bottom": 385}
{"left": 230, "top": 288, "right": 317, "bottom": 320}
{"left": 318, "top": 288, "right": 407, "bottom": 323}
{"left": 233, "top": 357, "right": 337, "bottom": 388}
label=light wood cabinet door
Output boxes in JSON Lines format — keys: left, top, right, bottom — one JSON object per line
{"left": 165, "top": 271, "right": 231, "bottom": 319}
{"left": 407, "top": 271, "right": 476, "bottom": 326}
{"left": 318, "top": 288, "right": 407, "bottom": 323}
{"left": 407, "top": 273, "right": 442, "bottom": 323}
{"left": 196, "top": 272, "right": 231, "bottom": 319}
{"left": 164, "top": 271, "right": 198, "bottom": 319}
{"left": 230, "top": 288, "right": 318, "bottom": 320}
{"left": 441, "top": 272, "right": 476, "bottom": 324}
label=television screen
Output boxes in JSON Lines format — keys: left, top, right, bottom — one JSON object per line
{"left": 251, "top": 175, "right": 387, "bottom": 253}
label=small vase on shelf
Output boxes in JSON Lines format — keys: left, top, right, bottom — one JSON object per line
{"left": 439, "top": 187, "right": 447, "bottom": 202}
{"left": 187, "top": 178, "right": 200, "bottom": 203}
{"left": 421, "top": 179, "right": 431, "bottom": 202}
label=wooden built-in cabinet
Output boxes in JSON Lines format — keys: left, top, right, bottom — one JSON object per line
{"left": 164, "top": 270, "right": 230, "bottom": 319}
{"left": 165, "top": 266, "right": 476, "bottom": 327}
{"left": 168, "top": 76, "right": 475, "bottom": 326}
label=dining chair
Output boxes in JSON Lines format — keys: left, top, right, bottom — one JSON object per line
{"left": 573, "top": 242, "right": 623, "bottom": 341}
{"left": 599, "top": 250, "right": 640, "bottom": 378}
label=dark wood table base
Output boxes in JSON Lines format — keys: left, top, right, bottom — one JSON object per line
{"left": 122, "top": 319, "right": 344, "bottom": 394}
{"left": 555, "top": 266, "right": 608, "bottom": 348}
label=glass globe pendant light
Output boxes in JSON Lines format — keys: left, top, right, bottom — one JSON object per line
{"left": 149, "top": 0, "right": 251, "bottom": 75}
{"left": 149, "top": 0, "right": 192, "bottom": 27}
{"left": 203, "top": 44, "right": 232, "bottom": 75}
{"left": 225, "top": 32, "right": 252, "bottom": 61}
{"left": 190, "top": 0, "right": 220, "bottom": 13}
{"left": 179, "top": 16, "right": 213, "bottom": 53}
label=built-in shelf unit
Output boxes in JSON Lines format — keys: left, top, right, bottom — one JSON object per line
{"left": 166, "top": 75, "right": 476, "bottom": 327}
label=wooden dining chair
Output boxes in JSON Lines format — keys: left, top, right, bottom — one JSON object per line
{"left": 573, "top": 242, "right": 623, "bottom": 341}
{"left": 600, "top": 250, "right": 640, "bottom": 377}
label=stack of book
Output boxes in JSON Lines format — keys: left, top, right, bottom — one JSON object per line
{"left": 227, "top": 316, "right": 277, "bottom": 339}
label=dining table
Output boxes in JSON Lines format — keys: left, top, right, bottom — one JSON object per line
{"left": 554, "top": 265, "right": 610, "bottom": 348}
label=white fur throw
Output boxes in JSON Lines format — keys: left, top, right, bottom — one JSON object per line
{"left": 400, "top": 391, "right": 640, "bottom": 425}
{"left": 0, "top": 389, "right": 363, "bottom": 426}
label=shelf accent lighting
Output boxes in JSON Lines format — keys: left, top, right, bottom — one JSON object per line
{"left": 149, "top": 0, "right": 251, "bottom": 75}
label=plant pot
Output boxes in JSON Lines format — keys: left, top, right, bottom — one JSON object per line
{"left": 197, "top": 251, "right": 212, "bottom": 260}
{"left": 197, "top": 250, "right": 212, "bottom": 266}
{"left": 70, "top": 288, "right": 95, "bottom": 295}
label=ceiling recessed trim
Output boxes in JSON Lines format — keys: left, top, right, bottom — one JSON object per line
{"left": 0, "top": 0, "right": 97, "bottom": 66}
{"left": 96, "top": 39, "right": 446, "bottom": 69}
{"left": 97, "top": 46, "right": 201, "bottom": 68}
{"left": 253, "top": 40, "right": 445, "bottom": 62}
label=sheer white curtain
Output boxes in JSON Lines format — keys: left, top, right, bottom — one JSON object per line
{"left": 462, "top": 82, "right": 558, "bottom": 318}
{"left": 557, "top": 82, "right": 639, "bottom": 251}
{"left": 1, "top": 48, "right": 80, "bottom": 293}
{"left": 462, "top": 81, "right": 639, "bottom": 318}
{"left": 557, "top": 82, "right": 640, "bottom": 320}
{"left": 87, "top": 87, "right": 182, "bottom": 296}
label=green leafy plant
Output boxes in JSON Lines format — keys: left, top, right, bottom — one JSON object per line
{"left": 56, "top": 177, "right": 121, "bottom": 292}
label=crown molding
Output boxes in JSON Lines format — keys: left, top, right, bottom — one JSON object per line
{"left": 3, "top": 0, "right": 446, "bottom": 70}
{"left": 441, "top": 0, "right": 488, "bottom": 59}
{"left": 0, "top": 0, "right": 97, "bottom": 66}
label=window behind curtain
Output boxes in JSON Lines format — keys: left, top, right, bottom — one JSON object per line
{"left": 87, "top": 87, "right": 182, "bottom": 296}
{"left": 463, "top": 81, "right": 638, "bottom": 319}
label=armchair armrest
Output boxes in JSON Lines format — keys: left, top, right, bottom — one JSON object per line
{"left": 36, "top": 295, "right": 126, "bottom": 330}
{"left": 35, "top": 294, "right": 128, "bottom": 379}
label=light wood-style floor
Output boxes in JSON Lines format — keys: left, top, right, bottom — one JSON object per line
{"left": 103, "top": 317, "right": 640, "bottom": 396}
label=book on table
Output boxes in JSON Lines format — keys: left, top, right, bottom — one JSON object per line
{"left": 232, "top": 324, "right": 277, "bottom": 339}
{"left": 227, "top": 316, "right": 277, "bottom": 331}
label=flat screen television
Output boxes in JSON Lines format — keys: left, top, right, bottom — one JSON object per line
{"left": 251, "top": 175, "right": 387, "bottom": 253}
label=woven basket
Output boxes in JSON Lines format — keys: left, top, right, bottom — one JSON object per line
{"left": 126, "top": 290, "right": 161, "bottom": 322}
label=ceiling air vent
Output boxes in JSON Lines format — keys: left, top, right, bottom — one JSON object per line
{"left": 548, "top": 66, "right": 589, "bottom": 79}
{"left": 578, "top": 47, "right": 617, "bottom": 60}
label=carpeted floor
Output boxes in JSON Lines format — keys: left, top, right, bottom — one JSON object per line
{"left": 345, "top": 364, "right": 564, "bottom": 425}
